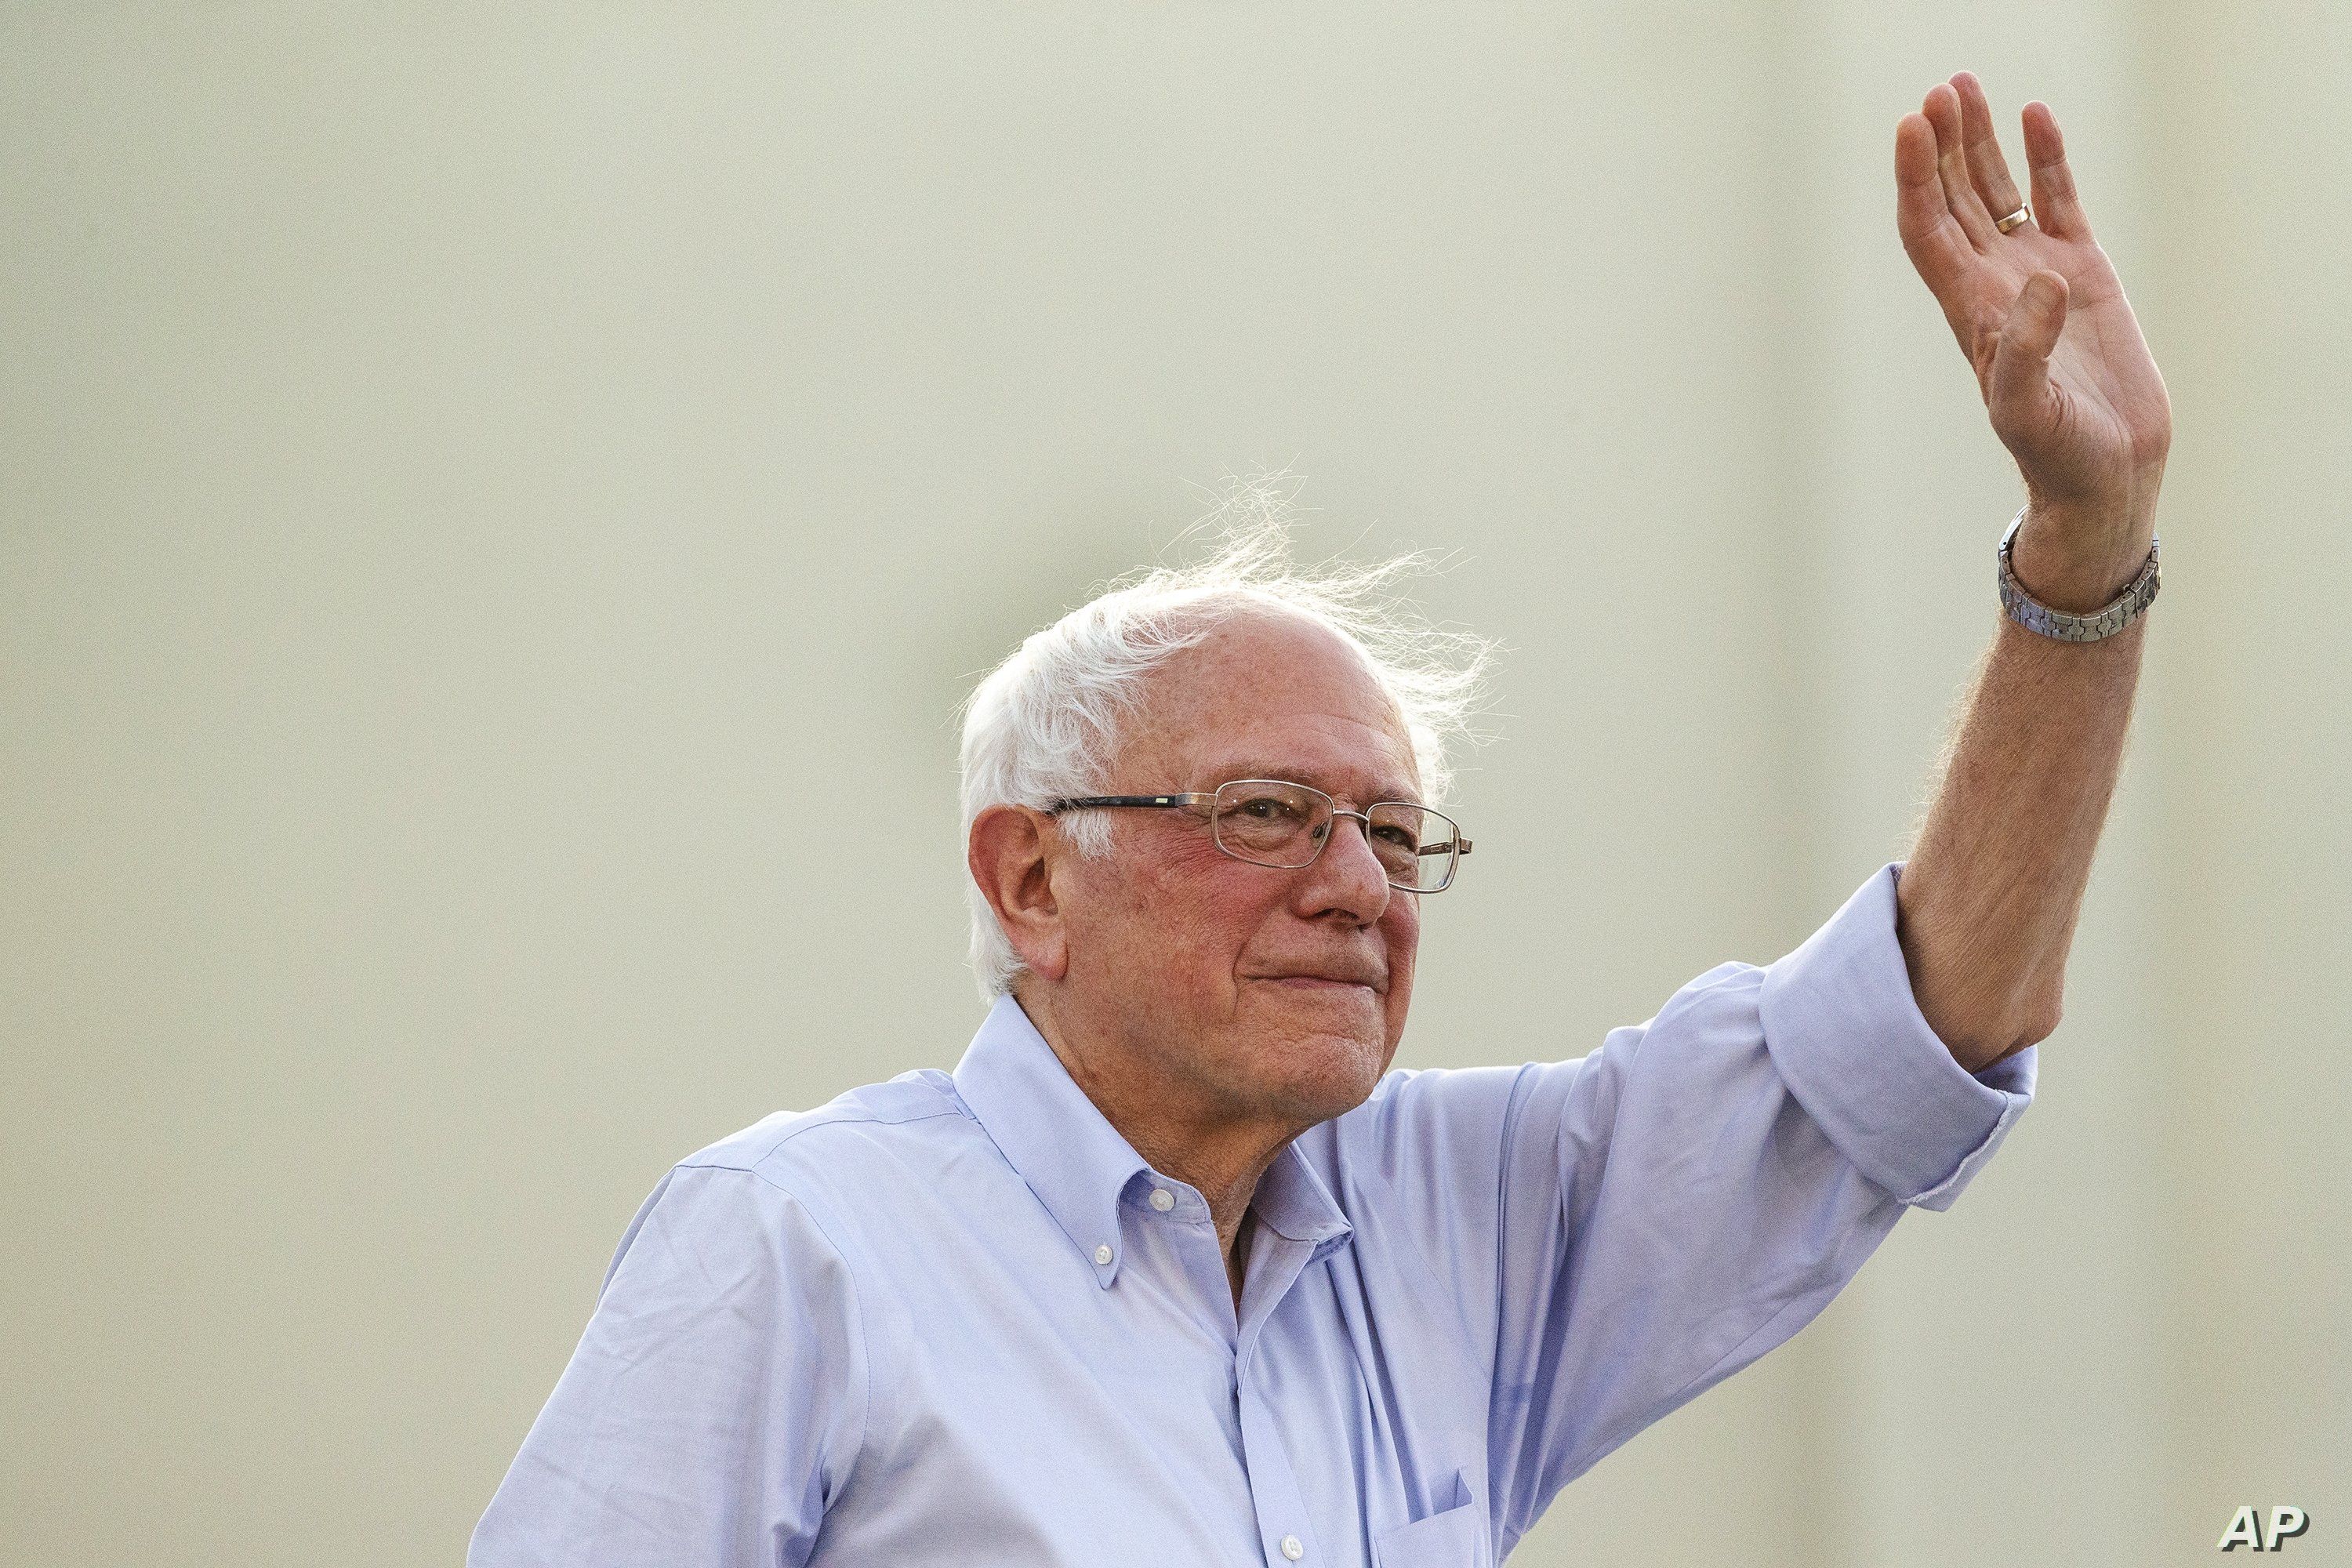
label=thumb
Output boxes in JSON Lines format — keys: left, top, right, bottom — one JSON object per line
{"left": 1988, "top": 269, "right": 2068, "bottom": 435}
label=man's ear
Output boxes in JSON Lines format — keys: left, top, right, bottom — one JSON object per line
{"left": 967, "top": 804, "right": 1070, "bottom": 982}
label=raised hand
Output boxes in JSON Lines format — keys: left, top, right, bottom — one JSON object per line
{"left": 1896, "top": 72, "right": 2171, "bottom": 612}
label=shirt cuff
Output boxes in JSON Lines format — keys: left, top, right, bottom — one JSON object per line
{"left": 1755, "top": 859, "right": 2036, "bottom": 1212}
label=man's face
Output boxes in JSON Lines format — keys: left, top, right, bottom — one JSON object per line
{"left": 1050, "top": 608, "right": 1425, "bottom": 1130}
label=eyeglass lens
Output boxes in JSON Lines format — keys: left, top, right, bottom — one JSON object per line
{"left": 1210, "top": 781, "right": 1459, "bottom": 892}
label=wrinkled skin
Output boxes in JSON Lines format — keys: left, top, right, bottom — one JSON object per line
{"left": 967, "top": 607, "right": 1425, "bottom": 1299}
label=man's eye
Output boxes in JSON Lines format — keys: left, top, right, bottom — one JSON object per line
{"left": 1372, "top": 824, "right": 1417, "bottom": 849}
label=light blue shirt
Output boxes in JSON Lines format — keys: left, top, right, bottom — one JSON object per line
{"left": 473, "top": 862, "right": 2034, "bottom": 1566}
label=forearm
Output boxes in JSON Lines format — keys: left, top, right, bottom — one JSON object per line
{"left": 1894, "top": 510, "right": 2151, "bottom": 1073}
{"left": 1880, "top": 71, "right": 2170, "bottom": 1073}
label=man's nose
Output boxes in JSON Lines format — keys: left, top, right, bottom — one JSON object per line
{"left": 1300, "top": 811, "right": 1393, "bottom": 920}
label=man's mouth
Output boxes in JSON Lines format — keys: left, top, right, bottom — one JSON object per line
{"left": 1254, "top": 973, "right": 1382, "bottom": 995}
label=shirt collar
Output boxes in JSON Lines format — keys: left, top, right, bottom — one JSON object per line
{"left": 951, "top": 994, "right": 1353, "bottom": 1286}
{"left": 1250, "top": 1138, "right": 1353, "bottom": 1256}
{"left": 953, "top": 994, "right": 1153, "bottom": 1287}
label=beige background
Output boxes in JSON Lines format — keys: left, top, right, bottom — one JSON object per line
{"left": 5, "top": 4, "right": 2347, "bottom": 1565}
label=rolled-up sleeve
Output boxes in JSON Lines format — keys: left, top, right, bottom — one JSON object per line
{"left": 1463, "top": 858, "right": 2036, "bottom": 1549}
{"left": 1759, "top": 859, "right": 2035, "bottom": 1210}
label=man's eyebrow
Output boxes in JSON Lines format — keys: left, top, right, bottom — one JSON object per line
{"left": 1195, "top": 761, "right": 1424, "bottom": 804}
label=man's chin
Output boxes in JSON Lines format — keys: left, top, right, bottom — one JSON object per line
{"left": 1250, "top": 1025, "right": 1391, "bottom": 1123}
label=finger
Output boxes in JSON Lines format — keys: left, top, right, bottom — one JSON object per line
{"left": 1988, "top": 270, "right": 2068, "bottom": 438}
{"left": 1895, "top": 113, "right": 1976, "bottom": 297}
{"left": 2022, "top": 100, "right": 2092, "bottom": 240}
{"left": 1923, "top": 82, "right": 1998, "bottom": 249}
{"left": 1951, "top": 72, "right": 2028, "bottom": 230}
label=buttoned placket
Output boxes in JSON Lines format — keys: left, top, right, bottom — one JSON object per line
{"left": 1229, "top": 1218, "right": 1348, "bottom": 1568}
{"left": 1128, "top": 1167, "right": 1342, "bottom": 1568}
{"left": 954, "top": 999, "right": 1360, "bottom": 1567}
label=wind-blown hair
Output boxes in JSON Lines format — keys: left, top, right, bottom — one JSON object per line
{"left": 956, "top": 477, "right": 1495, "bottom": 998}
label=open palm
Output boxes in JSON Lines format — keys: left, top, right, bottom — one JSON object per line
{"left": 1897, "top": 73, "right": 2171, "bottom": 551}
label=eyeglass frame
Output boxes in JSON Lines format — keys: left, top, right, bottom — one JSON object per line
{"left": 1044, "top": 778, "right": 1473, "bottom": 893}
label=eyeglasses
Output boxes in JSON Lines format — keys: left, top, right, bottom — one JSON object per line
{"left": 1047, "top": 779, "right": 1472, "bottom": 894}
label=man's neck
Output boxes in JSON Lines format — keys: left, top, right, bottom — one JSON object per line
{"left": 1013, "top": 984, "right": 1296, "bottom": 1279}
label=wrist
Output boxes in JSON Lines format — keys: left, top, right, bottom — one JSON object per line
{"left": 1996, "top": 504, "right": 2161, "bottom": 644}
{"left": 2010, "top": 499, "right": 2158, "bottom": 613}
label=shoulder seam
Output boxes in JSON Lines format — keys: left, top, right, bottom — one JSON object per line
{"left": 680, "top": 1100, "right": 969, "bottom": 1174}
{"left": 771, "top": 1174, "right": 882, "bottom": 1508}
{"left": 655, "top": 1163, "right": 883, "bottom": 1501}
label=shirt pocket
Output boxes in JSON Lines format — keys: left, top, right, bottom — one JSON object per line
{"left": 1370, "top": 1472, "right": 1489, "bottom": 1568}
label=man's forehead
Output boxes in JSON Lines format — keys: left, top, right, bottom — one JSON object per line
{"left": 1123, "top": 713, "right": 1421, "bottom": 797}
{"left": 1181, "top": 750, "right": 1424, "bottom": 804}
{"left": 1145, "top": 608, "right": 1395, "bottom": 714}
{"left": 1116, "top": 612, "right": 1421, "bottom": 800}
{"left": 1120, "top": 677, "right": 1411, "bottom": 804}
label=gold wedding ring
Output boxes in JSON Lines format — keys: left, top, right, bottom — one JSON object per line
{"left": 1994, "top": 205, "right": 2032, "bottom": 233}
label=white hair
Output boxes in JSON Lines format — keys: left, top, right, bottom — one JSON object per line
{"left": 956, "top": 477, "right": 1496, "bottom": 998}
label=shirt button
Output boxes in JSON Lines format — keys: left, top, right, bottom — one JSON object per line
{"left": 1094, "top": 1243, "right": 1114, "bottom": 1266}
{"left": 1280, "top": 1536, "right": 1305, "bottom": 1561}
{"left": 1149, "top": 1189, "right": 1175, "bottom": 1212}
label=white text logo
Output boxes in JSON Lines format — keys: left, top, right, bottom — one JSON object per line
{"left": 2220, "top": 1506, "right": 2310, "bottom": 1552}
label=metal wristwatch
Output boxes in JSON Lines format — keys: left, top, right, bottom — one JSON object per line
{"left": 1997, "top": 506, "right": 2160, "bottom": 643}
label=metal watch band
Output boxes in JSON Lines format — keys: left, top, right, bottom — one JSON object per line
{"left": 1997, "top": 506, "right": 2160, "bottom": 643}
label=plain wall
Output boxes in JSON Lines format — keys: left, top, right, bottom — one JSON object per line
{"left": 4, "top": 5, "right": 2346, "bottom": 1565}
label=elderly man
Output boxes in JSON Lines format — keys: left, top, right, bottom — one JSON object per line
{"left": 474, "top": 72, "right": 2166, "bottom": 1566}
